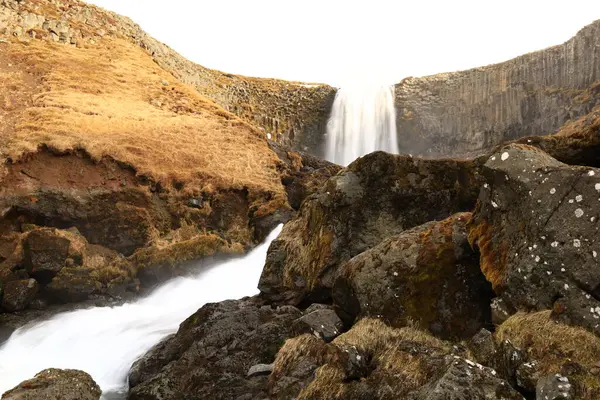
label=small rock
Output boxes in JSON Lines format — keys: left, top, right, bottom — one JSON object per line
{"left": 247, "top": 363, "right": 273, "bottom": 377}
{"left": 468, "top": 328, "right": 496, "bottom": 367}
{"left": 516, "top": 360, "right": 541, "bottom": 393}
{"left": 297, "top": 309, "right": 344, "bottom": 342}
{"left": 187, "top": 198, "right": 202, "bottom": 208}
{"left": 161, "top": 80, "right": 169, "bottom": 86}
{"left": 2, "top": 368, "right": 101, "bottom": 400}
{"left": 491, "top": 297, "right": 513, "bottom": 325}
{"left": 536, "top": 374, "right": 574, "bottom": 400}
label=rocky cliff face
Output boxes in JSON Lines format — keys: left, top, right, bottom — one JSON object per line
{"left": 395, "top": 20, "right": 600, "bottom": 157}
{"left": 0, "top": 0, "right": 336, "bottom": 154}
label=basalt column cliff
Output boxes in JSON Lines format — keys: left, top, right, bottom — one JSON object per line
{"left": 394, "top": 20, "right": 600, "bottom": 157}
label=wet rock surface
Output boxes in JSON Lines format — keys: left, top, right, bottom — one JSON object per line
{"left": 2, "top": 368, "right": 101, "bottom": 400}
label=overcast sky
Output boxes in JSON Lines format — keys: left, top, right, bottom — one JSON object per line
{"left": 90, "top": 0, "right": 600, "bottom": 87}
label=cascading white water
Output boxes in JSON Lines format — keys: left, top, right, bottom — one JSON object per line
{"left": 0, "top": 225, "right": 282, "bottom": 398}
{"left": 325, "top": 85, "right": 399, "bottom": 166}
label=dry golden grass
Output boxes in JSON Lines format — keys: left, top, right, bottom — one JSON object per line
{"left": 496, "top": 311, "right": 600, "bottom": 374}
{"left": 496, "top": 311, "right": 600, "bottom": 399}
{"left": 0, "top": 37, "right": 285, "bottom": 200}
{"left": 297, "top": 318, "right": 450, "bottom": 399}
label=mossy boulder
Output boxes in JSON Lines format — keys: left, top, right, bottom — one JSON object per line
{"left": 259, "top": 151, "right": 482, "bottom": 305}
{"left": 333, "top": 213, "right": 494, "bottom": 339}
{"left": 2, "top": 368, "right": 101, "bottom": 400}
{"left": 468, "top": 144, "right": 600, "bottom": 334}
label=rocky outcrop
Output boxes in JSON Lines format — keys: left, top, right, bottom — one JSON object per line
{"left": 395, "top": 20, "right": 600, "bottom": 158}
{"left": 468, "top": 144, "right": 600, "bottom": 334}
{"left": 332, "top": 213, "right": 494, "bottom": 339}
{"left": 2, "top": 368, "right": 101, "bottom": 400}
{"left": 269, "top": 318, "right": 523, "bottom": 400}
{"left": 259, "top": 151, "right": 482, "bottom": 305}
{"left": 127, "top": 297, "right": 310, "bottom": 400}
{"left": 0, "top": 0, "right": 336, "bottom": 154}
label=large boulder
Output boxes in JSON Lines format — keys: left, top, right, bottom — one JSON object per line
{"left": 468, "top": 144, "right": 600, "bottom": 334}
{"left": 332, "top": 213, "right": 494, "bottom": 339}
{"left": 128, "top": 297, "right": 309, "bottom": 400}
{"left": 259, "top": 151, "right": 481, "bottom": 305}
{"left": 2, "top": 368, "right": 101, "bottom": 400}
{"left": 269, "top": 318, "right": 522, "bottom": 400}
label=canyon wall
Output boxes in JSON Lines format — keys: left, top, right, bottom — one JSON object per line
{"left": 394, "top": 20, "right": 600, "bottom": 157}
{"left": 0, "top": 0, "right": 336, "bottom": 154}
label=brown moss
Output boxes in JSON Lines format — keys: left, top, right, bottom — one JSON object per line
{"left": 467, "top": 217, "right": 508, "bottom": 292}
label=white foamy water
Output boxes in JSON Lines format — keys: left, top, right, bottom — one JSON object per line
{"left": 325, "top": 85, "right": 399, "bottom": 166}
{"left": 0, "top": 225, "right": 282, "bottom": 398}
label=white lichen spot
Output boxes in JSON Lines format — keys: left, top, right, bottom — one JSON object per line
{"left": 594, "top": 251, "right": 598, "bottom": 258}
{"left": 533, "top": 244, "right": 538, "bottom": 249}
{"left": 491, "top": 156, "right": 496, "bottom": 161}
{"left": 550, "top": 188, "right": 556, "bottom": 194}
{"left": 575, "top": 208, "right": 584, "bottom": 218}
{"left": 535, "top": 256, "right": 540, "bottom": 262}
{"left": 546, "top": 271, "right": 552, "bottom": 275}
{"left": 574, "top": 239, "right": 581, "bottom": 248}
{"left": 589, "top": 170, "right": 596, "bottom": 176}
{"left": 596, "top": 183, "right": 600, "bottom": 192}
{"left": 592, "top": 217, "right": 596, "bottom": 222}
{"left": 393, "top": 271, "right": 398, "bottom": 276}
{"left": 576, "top": 195, "right": 583, "bottom": 202}
{"left": 561, "top": 268, "right": 566, "bottom": 272}
{"left": 564, "top": 284, "right": 569, "bottom": 290}
{"left": 551, "top": 241, "right": 559, "bottom": 248}
{"left": 501, "top": 152, "right": 510, "bottom": 161}
{"left": 491, "top": 201, "right": 498, "bottom": 208}
{"left": 569, "top": 199, "right": 574, "bottom": 204}
{"left": 484, "top": 183, "right": 489, "bottom": 189}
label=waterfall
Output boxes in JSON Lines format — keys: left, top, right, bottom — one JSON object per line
{"left": 325, "top": 85, "right": 399, "bottom": 166}
{"left": 0, "top": 225, "right": 283, "bottom": 399}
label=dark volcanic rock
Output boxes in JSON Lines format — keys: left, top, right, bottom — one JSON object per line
{"left": 259, "top": 151, "right": 481, "bottom": 305}
{"left": 332, "top": 213, "right": 493, "bottom": 339}
{"left": 536, "top": 374, "right": 574, "bottom": 400}
{"left": 468, "top": 144, "right": 600, "bottom": 333}
{"left": 297, "top": 308, "right": 344, "bottom": 342}
{"left": 1, "top": 279, "right": 38, "bottom": 312}
{"left": 2, "top": 368, "right": 101, "bottom": 400}
{"left": 128, "top": 297, "right": 309, "bottom": 400}
{"left": 408, "top": 358, "right": 524, "bottom": 400}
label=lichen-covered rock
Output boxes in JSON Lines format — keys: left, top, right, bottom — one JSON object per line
{"left": 468, "top": 329, "right": 497, "bottom": 368}
{"left": 270, "top": 318, "right": 520, "bottom": 400}
{"left": 468, "top": 144, "right": 600, "bottom": 333}
{"left": 2, "top": 368, "right": 101, "bottom": 400}
{"left": 332, "top": 213, "right": 493, "bottom": 339}
{"left": 1, "top": 279, "right": 38, "bottom": 312}
{"left": 128, "top": 297, "right": 309, "bottom": 400}
{"left": 259, "top": 151, "right": 481, "bottom": 305}
{"left": 536, "top": 374, "right": 575, "bottom": 400}
{"left": 408, "top": 358, "right": 524, "bottom": 400}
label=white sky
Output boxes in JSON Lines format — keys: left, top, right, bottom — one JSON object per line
{"left": 90, "top": 0, "right": 600, "bottom": 87}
